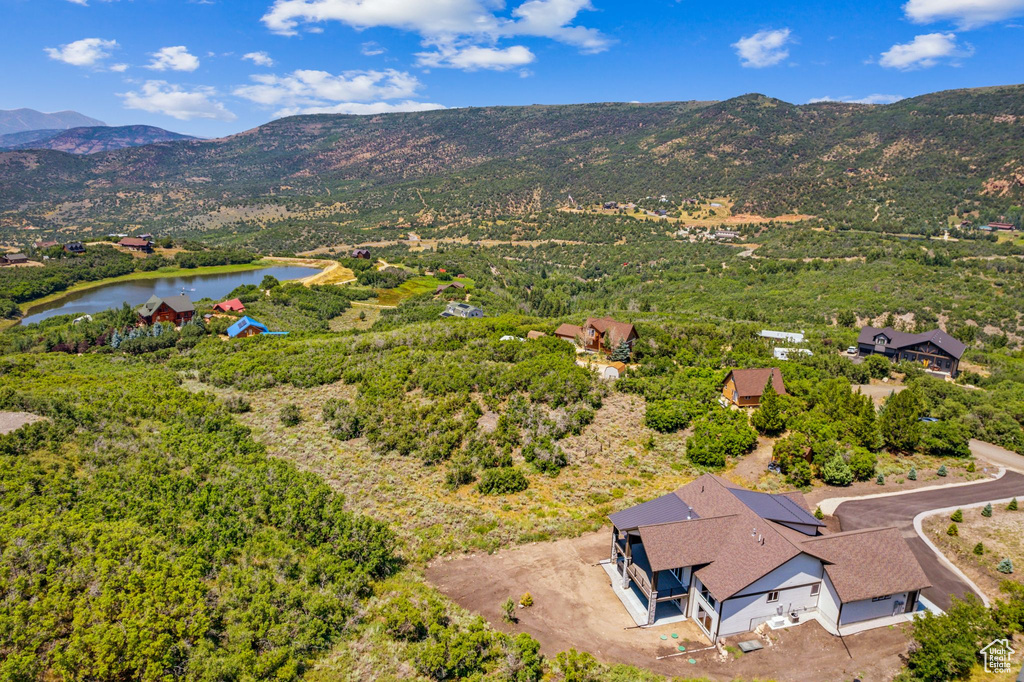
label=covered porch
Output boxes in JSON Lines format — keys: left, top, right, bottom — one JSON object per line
{"left": 611, "top": 530, "right": 691, "bottom": 626}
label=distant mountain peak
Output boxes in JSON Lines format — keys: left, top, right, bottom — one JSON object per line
{"left": 0, "top": 124, "right": 194, "bottom": 154}
{"left": 0, "top": 109, "right": 106, "bottom": 135}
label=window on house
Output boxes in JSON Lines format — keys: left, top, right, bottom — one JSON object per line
{"left": 767, "top": 591, "right": 779, "bottom": 603}
{"left": 872, "top": 595, "right": 891, "bottom": 602}
{"left": 699, "top": 584, "right": 717, "bottom": 609}
{"left": 810, "top": 584, "right": 820, "bottom": 597}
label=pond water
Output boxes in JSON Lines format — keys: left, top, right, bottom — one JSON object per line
{"left": 20, "top": 265, "right": 317, "bottom": 325}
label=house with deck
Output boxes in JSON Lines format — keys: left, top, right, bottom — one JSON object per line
{"left": 227, "top": 316, "right": 269, "bottom": 338}
{"left": 440, "top": 302, "right": 483, "bottom": 318}
{"left": 554, "top": 317, "right": 638, "bottom": 355}
{"left": 721, "top": 368, "right": 785, "bottom": 407}
{"left": 606, "top": 474, "right": 930, "bottom": 639}
{"left": 63, "top": 242, "right": 86, "bottom": 255}
{"left": 136, "top": 294, "right": 194, "bottom": 326}
{"left": 856, "top": 326, "right": 965, "bottom": 377}
{"left": 1, "top": 253, "right": 30, "bottom": 266}
{"left": 119, "top": 237, "right": 153, "bottom": 253}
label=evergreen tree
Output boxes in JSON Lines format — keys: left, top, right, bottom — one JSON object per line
{"left": 951, "top": 509, "right": 963, "bottom": 522}
{"left": 998, "top": 558, "right": 1014, "bottom": 574}
{"left": 822, "top": 455, "right": 854, "bottom": 486}
{"left": 879, "top": 389, "right": 923, "bottom": 453}
{"left": 814, "top": 506, "right": 824, "bottom": 520}
{"left": 908, "top": 467, "right": 917, "bottom": 480}
{"left": 850, "top": 393, "right": 882, "bottom": 450}
{"left": 947, "top": 523, "right": 958, "bottom": 537}
{"left": 1009, "top": 498, "right": 1018, "bottom": 511}
{"left": 973, "top": 542, "right": 984, "bottom": 555}
{"left": 937, "top": 465, "right": 947, "bottom": 477}
{"left": 751, "top": 378, "right": 785, "bottom": 436}
{"left": 609, "top": 340, "right": 632, "bottom": 363}
{"left": 982, "top": 503, "right": 993, "bottom": 518}
{"left": 876, "top": 473, "right": 885, "bottom": 485}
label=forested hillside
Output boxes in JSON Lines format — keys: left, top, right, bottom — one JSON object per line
{"left": 1, "top": 85, "right": 1022, "bottom": 249}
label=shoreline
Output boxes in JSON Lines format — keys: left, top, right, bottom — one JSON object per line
{"left": 10, "top": 259, "right": 325, "bottom": 326}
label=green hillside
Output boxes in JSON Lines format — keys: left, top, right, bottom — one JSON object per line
{"left": 1, "top": 85, "right": 1022, "bottom": 250}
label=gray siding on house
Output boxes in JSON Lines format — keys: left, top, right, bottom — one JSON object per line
{"left": 840, "top": 591, "right": 909, "bottom": 625}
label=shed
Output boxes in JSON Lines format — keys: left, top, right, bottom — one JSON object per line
{"left": 227, "top": 316, "right": 269, "bottom": 338}
{"left": 601, "top": 362, "right": 627, "bottom": 379}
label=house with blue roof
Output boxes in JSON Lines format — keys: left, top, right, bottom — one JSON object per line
{"left": 227, "top": 316, "right": 269, "bottom": 339}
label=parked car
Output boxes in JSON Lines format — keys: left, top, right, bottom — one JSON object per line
{"left": 847, "top": 346, "right": 857, "bottom": 355}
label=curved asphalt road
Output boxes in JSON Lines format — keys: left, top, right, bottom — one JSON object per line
{"left": 834, "top": 469, "right": 1024, "bottom": 610}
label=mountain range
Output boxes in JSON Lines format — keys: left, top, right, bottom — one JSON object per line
{"left": 0, "top": 125, "right": 195, "bottom": 154}
{"left": 1, "top": 85, "right": 1022, "bottom": 245}
{"left": 0, "top": 108, "right": 105, "bottom": 135}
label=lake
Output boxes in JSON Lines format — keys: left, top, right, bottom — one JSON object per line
{"left": 20, "top": 265, "right": 317, "bottom": 325}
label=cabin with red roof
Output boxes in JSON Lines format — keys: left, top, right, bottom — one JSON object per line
{"left": 213, "top": 298, "right": 245, "bottom": 313}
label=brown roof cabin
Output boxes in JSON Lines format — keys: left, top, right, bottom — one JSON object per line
{"left": 434, "top": 282, "right": 465, "bottom": 295}
{"left": 526, "top": 330, "right": 546, "bottom": 340}
{"left": 988, "top": 222, "right": 1015, "bottom": 231}
{"left": 34, "top": 240, "right": 59, "bottom": 250}
{"left": 1, "top": 253, "right": 30, "bottom": 266}
{"left": 136, "top": 294, "right": 195, "bottom": 326}
{"left": 554, "top": 316, "right": 638, "bottom": 354}
{"left": 119, "top": 237, "right": 153, "bottom": 253}
{"left": 351, "top": 248, "right": 371, "bottom": 259}
{"left": 722, "top": 368, "right": 785, "bottom": 408}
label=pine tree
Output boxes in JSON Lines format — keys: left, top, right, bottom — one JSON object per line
{"left": 998, "top": 558, "right": 1014, "bottom": 574}
{"left": 981, "top": 503, "right": 993, "bottom": 518}
{"left": 814, "top": 506, "right": 824, "bottom": 520}
{"left": 973, "top": 542, "right": 984, "bottom": 555}
{"left": 908, "top": 467, "right": 917, "bottom": 481}
{"left": 610, "top": 340, "right": 632, "bottom": 363}
{"left": 937, "top": 465, "right": 947, "bottom": 477}
{"left": 876, "top": 473, "right": 885, "bottom": 485}
{"left": 947, "top": 523, "right": 958, "bottom": 537}
{"left": 951, "top": 509, "right": 963, "bottom": 522}
{"left": 879, "top": 389, "right": 923, "bottom": 453}
{"left": 1009, "top": 498, "right": 1018, "bottom": 511}
{"left": 751, "top": 377, "right": 786, "bottom": 436}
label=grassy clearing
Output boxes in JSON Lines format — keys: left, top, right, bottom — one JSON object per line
{"left": 376, "top": 276, "right": 475, "bottom": 307}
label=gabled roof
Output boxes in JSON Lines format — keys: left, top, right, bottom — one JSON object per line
{"left": 608, "top": 492, "right": 696, "bottom": 531}
{"left": 726, "top": 368, "right": 786, "bottom": 397}
{"left": 554, "top": 323, "right": 583, "bottom": 338}
{"left": 801, "top": 528, "right": 931, "bottom": 602}
{"left": 119, "top": 237, "right": 152, "bottom": 247}
{"left": 214, "top": 298, "right": 245, "bottom": 312}
{"left": 760, "top": 329, "right": 805, "bottom": 343}
{"left": 611, "top": 474, "right": 927, "bottom": 604}
{"left": 227, "top": 316, "right": 268, "bottom": 338}
{"left": 857, "top": 326, "right": 966, "bottom": 360}
{"left": 136, "top": 294, "right": 194, "bottom": 316}
{"left": 585, "top": 317, "right": 637, "bottom": 344}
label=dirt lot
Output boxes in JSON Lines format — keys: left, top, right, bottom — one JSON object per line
{"left": 426, "top": 532, "right": 913, "bottom": 682}
{"left": 0, "top": 411, "right": 45, "bottom": 435}
{"left": 924, "top": 505, "right": 1024, "bottom": 598}
{"left": 852, "top": 382, "right": 905, "bottom": 407}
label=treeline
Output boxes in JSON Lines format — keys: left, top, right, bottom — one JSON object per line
{"left": 0, "top": 245, "right": 135, "bottom": 306}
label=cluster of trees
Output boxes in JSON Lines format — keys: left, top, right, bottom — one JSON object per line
{"left": 0, "top": 354, "right": 396, "bottom": 680}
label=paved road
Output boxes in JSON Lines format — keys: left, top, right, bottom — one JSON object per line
{"left": 834, "top": 470, "right": 1024, "bottom": 610}
{"left": 970, "top": 439, "right": 1024, "bottom": 473}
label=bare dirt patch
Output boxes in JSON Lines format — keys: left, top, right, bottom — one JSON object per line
{"left": 426, "top": 532, "right": 913, "bottom": 682}
{"left": 0, "top": 411, "right": 45, "bottom": 435}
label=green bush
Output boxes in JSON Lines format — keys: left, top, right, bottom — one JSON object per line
{"left": 644, "top": 399, "right": 691, "bottom": 433}
{"left": 502, "top": 597, "right": 517, "bottom": 623}
{"left": 279, "top": 402, "right": 302, "bottom": 426}
{"left": 848, "top": 447, "right": 877, "bottom": 481}
{"left": 814, "top": 506, "right": 824, "bottom": 520}
{"left": 937, "top": 464, "right": 948, "bottom": 477}
{"left": 998, "top": 558, "right": 1014, "bottom": 574}
{"left": 951, "top": 509, "right": 963, "bottom": 522}
{"left": 879, "top": 389, "right": 923, "bottom": 453}
{"left": 786, "top": 458, "right": 813, "bottom": 487}
{"left": 982, "top": 503, "right": 993, "bottom": 518}
{"left": 445, "top": 458, "right": 476, "bottom": 490}
{"left": 863, "top": 354, "right": 892, "bottom": 379}
{"left": 974, "top": 542, "right": 984, "bottom": 555}
{"left": 1009, "top": 498, "right": 1019, "bottom": 511}
{"left": 947, "top": 523, "right": 959, "bottom": 536}
{"left": 821, "top": 455, "right": 854, "bottom": 487}
{"left": 522, "top": 436, "right": 567, "bottom": 475}
{"left": 876, "top": 473, "right": 885, "bottom": 485}
{"left": 921, "top": 420, "right": 971, "bottom": 458}
{"left": 686, "top": 408, "right": 758, "bottom": 468}
{"left": 750, "top": 381, "right": 786, "bottom": 436}
{"left": 478, "top": 467, "right": 529, "bottom": 495}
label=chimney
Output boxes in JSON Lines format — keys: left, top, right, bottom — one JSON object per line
{"left": 759, "top": 535, "right": 765, "bottom": 545}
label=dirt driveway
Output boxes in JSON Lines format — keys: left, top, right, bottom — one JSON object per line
{"left": 427, "top": 532, "right": 913, "bottom": 681}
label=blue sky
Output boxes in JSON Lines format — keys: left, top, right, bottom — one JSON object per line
{"left": 2, "top": 0, "right": 1023, "bottom": 137}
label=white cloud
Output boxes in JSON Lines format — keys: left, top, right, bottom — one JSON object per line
{"left": 732, "top": 28, "right": 792, "bottom": 68}
{"left": 120, "top": 80, "right": 236, "bottom": 120}
{"left": 44, "top": 38, "right": 118, "bottom": 67}
{"left": 261, "top": 0, "right": 611, "bottom": 64}
{"left": 416, "top": 44, "right": 535, "bottom": 70}
{"left": 878, "top": 32, "right": 972, "bottom": 69}
{"left": 233, "top": 68, "right": 442, "bottom": 116}
{"left": 904, "top": 0, "right": 1024, "bottom": 29}
{"left": 242, "top": 51, "right": 275, "bottom": 67}
{"left": 809, "top": 94, "right": 905, "bottom": 104}
{"left": 110, "top": 63, "right": 129, "bottom": 72}
{"left": 361, "top": 41, "right": 386, "bottom": 56}
{"left": 147, "top": 46, "right": 201, "bottom": 72}
{"left": 276, "top": 100, "right": 446, "bottom": 116}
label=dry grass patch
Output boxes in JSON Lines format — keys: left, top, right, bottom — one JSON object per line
{"left": 924, "top": 505, "right": 1024, "bottom": 597}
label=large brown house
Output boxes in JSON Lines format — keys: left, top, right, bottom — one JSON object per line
{"left": 119, "top": 237, "right": 153, "bottom": 253}
{"left": 554, "top": 316, "right": 638, "bottom": 354}
{"left": 721, "top": 368, "right": 786, "bottom": 407}
{"left": 136, "top": 294, "right": 195, "bottom": 326}
{"left": 856, "top": 326, "right": 965, "bottom": 377}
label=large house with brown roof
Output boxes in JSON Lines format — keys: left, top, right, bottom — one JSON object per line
{"left": 119, "top": 237, "right": 153, "bottom": 253}
{"left": 721, "top": 368, "right": 785, "bottom": 407}
{"left": 554, "top": 317, "right": 638, "bottom": 354}
{"left": 136, "top": 294, "right": 195, "bottom": 326}
{"left": 606, "top": 474, "right": 930, "bottom": 639}
{"left": 856, "top": 326, "right": 965, "bottom": 377}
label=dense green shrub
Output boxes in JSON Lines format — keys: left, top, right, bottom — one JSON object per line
{"left": 821, "top": 455, "right": 854, "bottom": 486}
{"left": 921, "top": 420, "right": 971, "bottom": 458}
{"left": 686, "top": 408, "right": 758, "bottom": 468}
{"left": 643, "top": 399, "right": 691, "bottom": 433}
{"left": 478, "top": 467, "right": 529, "bottom": 495}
